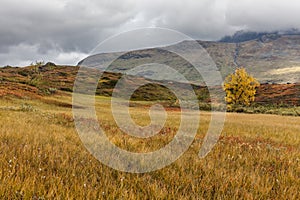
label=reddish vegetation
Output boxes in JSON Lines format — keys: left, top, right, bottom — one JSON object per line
{"left": 219, "top": 135, "right": 296, "bottom": 151}
{"left": 256, "top": 83, "right": 300, "bottom": 106}
{"left": 0, "top": 81, "right": 40, "bottom": 98}
{"left": 0, "top": 64, "right": 299, "bottom": 106}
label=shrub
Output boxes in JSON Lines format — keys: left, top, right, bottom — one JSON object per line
{"left": 223, "top": 68, "right": 260, "bottom": 106}
{"left": 19, "top": 103, "right": 36, "bottom": 112}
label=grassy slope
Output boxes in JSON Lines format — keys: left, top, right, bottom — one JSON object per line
{"left": 1, "top": 64, "right": 299, "bottom": 107}
{"left": 0, "top": 94, "right": 299, "bottom": 199}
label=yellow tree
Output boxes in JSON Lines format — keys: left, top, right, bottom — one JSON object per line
{"left": 223, "top": 68, "right": 260, "bottom": 106}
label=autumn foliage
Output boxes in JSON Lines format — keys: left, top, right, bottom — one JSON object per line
{"left": 223, "top": 68, "right": 260, "bottom": 106}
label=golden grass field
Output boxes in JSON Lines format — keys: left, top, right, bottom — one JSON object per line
{"left": 0, "top": 93, "right": 299, "bottom": 199}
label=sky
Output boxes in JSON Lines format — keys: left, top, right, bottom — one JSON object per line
{"left": 0, "top": 0, "right": 300, "bottom": 66}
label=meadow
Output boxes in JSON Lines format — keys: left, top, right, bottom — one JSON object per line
{"left": 0, "top": 93, "right": 299, "bottom": 199}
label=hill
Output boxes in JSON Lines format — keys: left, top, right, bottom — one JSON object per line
{"left": 79, "top": 32, "right": 300, "bottom": 84}
{"left": 0, "top": 63, "right": 299, "bottom": 107}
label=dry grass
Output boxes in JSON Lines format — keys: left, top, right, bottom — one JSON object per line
{"left": 0, "top": 94, "right": 299, "bottom": 199}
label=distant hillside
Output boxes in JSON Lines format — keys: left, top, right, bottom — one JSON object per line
{"left": 79, "top": 32, "right": 300, "bottom": 84}
{"left": 0, "top": 63, "right": 299, "bottom": 106}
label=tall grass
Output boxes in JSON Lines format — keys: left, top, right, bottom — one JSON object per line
{"left": 0, "top": 95, "right": 299, "bottom": 199}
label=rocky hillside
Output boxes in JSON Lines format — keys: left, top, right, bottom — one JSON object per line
{"left": 79, "top": 32, "right": 300, "bottom": 84}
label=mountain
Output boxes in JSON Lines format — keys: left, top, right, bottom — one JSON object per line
{"left": 220, "top": 29, "right": 300, "bottom": 43}
{"left": 219, "top": 31, "right": 271, "bottom": 43}
{"left": 79, "top": 31, "right": 300, "bottom": 84}
{"left": 1, "top": 30, "right": 300, "bottom": 107}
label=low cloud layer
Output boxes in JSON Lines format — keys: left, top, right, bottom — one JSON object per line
{"left": 0, "top": 0, "right": 299, "bottom": 66}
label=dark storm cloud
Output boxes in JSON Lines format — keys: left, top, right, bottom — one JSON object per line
{"left": 0, "top": 0, "right": 137, "bottom": 65}
{"left": 0, "top": 0, "right": 299, "bottom": 66}
{"left": 0, "top": 0, "right": 135, "bottom": 51}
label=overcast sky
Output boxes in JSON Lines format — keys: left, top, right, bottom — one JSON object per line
{"left": 0, "top": 0, "right": 300, "bottom": 66}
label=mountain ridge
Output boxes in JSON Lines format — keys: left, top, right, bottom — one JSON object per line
{"left": 219, "top": 29, "right": 300, "bottom": 43}
{"left": 78, "top": 32, "right": 300, "bottom": 84}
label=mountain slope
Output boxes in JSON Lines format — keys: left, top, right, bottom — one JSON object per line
{"left": 0, "top": 63, "right": 299, "bottom": 106}
{"left": 79, "top": 34, "right": 300, "bottom": 84}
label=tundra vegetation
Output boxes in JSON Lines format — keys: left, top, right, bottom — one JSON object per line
{"left": 0, "top": 93, "right": 299, "bottom": 199}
